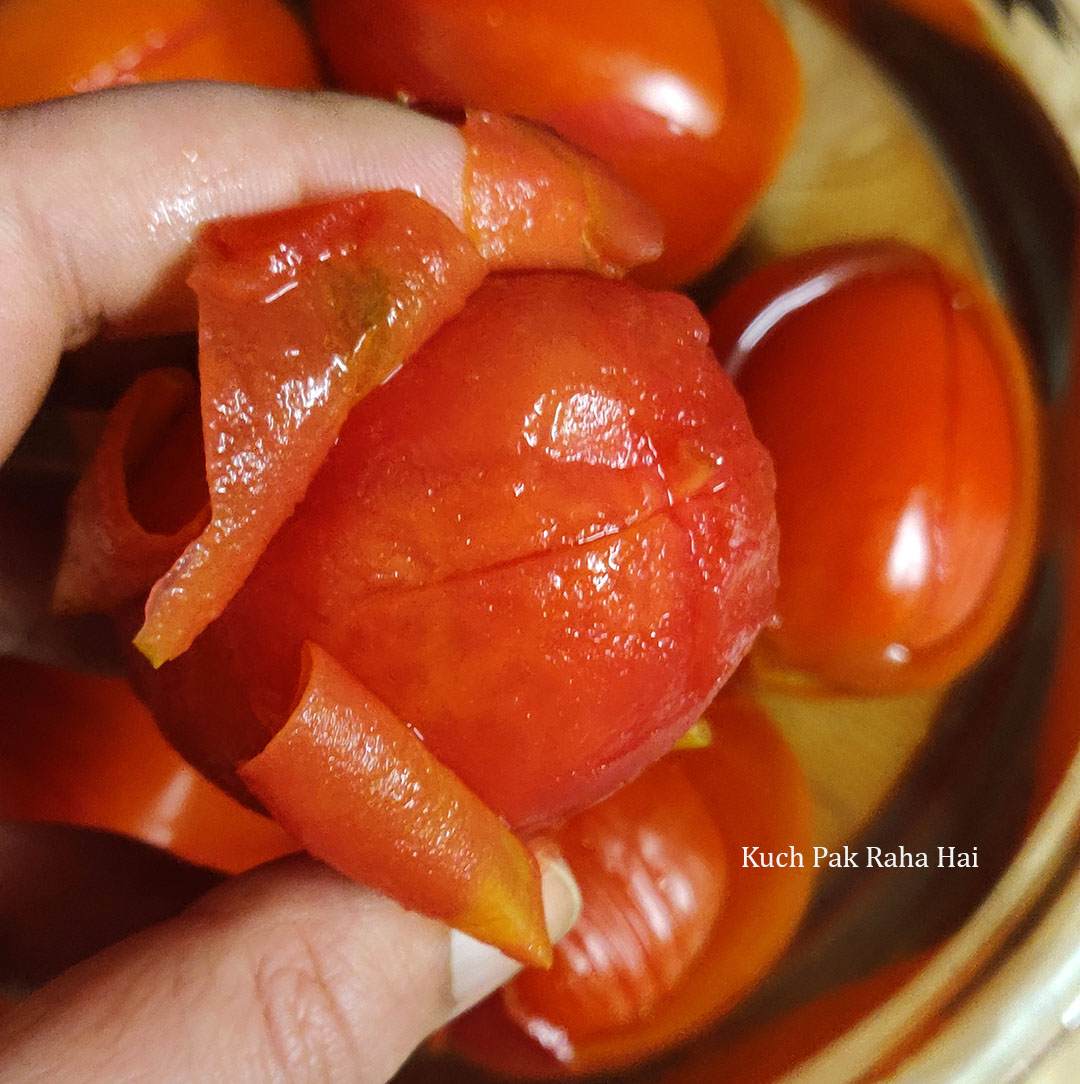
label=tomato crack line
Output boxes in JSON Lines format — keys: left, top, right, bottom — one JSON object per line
{"left": 346, "top": 483, "right": 726, "bottom": 602}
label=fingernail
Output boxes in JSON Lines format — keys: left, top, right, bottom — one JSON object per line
{"left": 538, "top": 854, "right": 581, "bottom": 943}
{"left": 448, "top": 854, "right": 580, "bottom": 1015}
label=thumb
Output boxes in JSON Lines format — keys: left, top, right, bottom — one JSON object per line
{"left": 0, "top": 853, "right": 580, "bottom": 1084}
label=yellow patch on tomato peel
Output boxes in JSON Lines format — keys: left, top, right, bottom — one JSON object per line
{"left": 453, "top": 862, "right": 555, "bottom": 971}
{"left": 673, "top": 718, "right": 714, "bottom": 751}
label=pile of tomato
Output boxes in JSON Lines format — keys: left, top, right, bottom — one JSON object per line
{"left": 0, "top": 0, "right": 1050, "bottom": 1079}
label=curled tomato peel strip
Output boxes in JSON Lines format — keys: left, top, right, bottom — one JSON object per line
{"left": 53, "top": 367, "right": 208, "bottom": 614}
{"left": 237, "top": 642, "right": 551, "bottom": 966}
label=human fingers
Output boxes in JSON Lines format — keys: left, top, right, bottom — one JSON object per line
{"left": 0, "top": 852, "right": 579, "bottom": 1084}
{"left": 0, "top": 83, "right": 467, "bottom": 461}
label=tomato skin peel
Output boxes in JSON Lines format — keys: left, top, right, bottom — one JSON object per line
{"left": 239, "top": 643, "right": 550, "bottom": 967}
{"left": 133, "top": 191, "right": 487, "bottom": 668}
{"left": 54, "top": 367, "right": 207, "bottom": 614}
{"left": 462, "top": 112, "right": 664, "bottom": 276}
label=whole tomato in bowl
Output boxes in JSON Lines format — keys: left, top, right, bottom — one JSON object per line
{"left": 311, "top": 0, "right": 801, "bottom": 286}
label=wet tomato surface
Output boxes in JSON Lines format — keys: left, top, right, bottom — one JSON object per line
{"left": 0, "top": 0, "right": 320, "bottom": 107}
{"left": 59, "top": 183, "right": 777, "bottom": 958}
{"left": 709, "top": 241, "right": 1040, "bottom": 694}
{"left": 311, "top": 0, "right": 801, "bottom": 286}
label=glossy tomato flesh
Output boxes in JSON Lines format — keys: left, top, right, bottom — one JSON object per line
{"left": 135, "top": 270, "right": 779, "bottom": 830}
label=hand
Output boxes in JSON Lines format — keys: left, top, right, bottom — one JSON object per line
{"left": 0, "top": 83, "right": 580, "bottom": 1084}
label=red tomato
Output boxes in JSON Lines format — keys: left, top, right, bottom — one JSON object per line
{"left": 0, "top": 657, "right": 295, "bottom": 874}
{"left": 134, "top": 269, "right": 778, "bottom": 831}
{"left": 450, "top": 696, "right": 816, "bottom": 1077}
{"left": 0, "top": 0, "right": 320, "bottom": 108}
{"left": 311, "top": 0, "right": 800, "bottom": 286}
{"left": 709, "top": 242, "right": 1041, "bottom": 694}
{"left": 504, "top": 759, "right": 728, "bottom": 1057}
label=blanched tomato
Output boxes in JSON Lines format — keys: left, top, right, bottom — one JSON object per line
{"left": 311, "top": 0, "right": 800, "bottom": 286}
{"left": 709, "top": 241, "right": 1040, "bottom": 694}
{"left": 0, "top": 657, "right": 294, "bottom": 874}
{"left": 450, "top": 696, "right": 816, "bottom": 1077}
{"left": 136, "top": 269, "right": 778, "bottom": 830}
{"left": 0, "top": 0, "right": 319, "bottom": 108}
